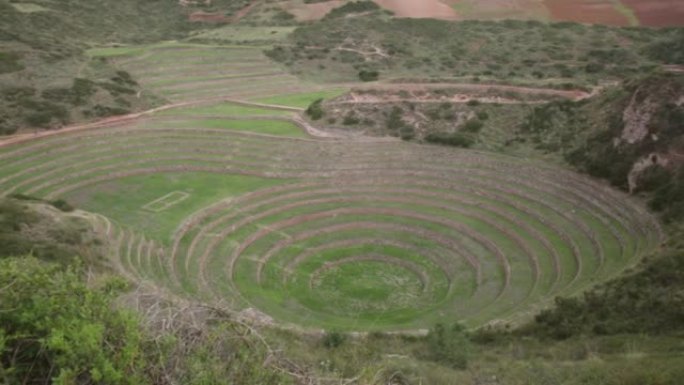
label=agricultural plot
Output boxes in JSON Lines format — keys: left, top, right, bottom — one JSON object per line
{"left": 0, "top": 107, "right": 662, "bottom": 331}
{"left": 92, "top": 43, "right": 337, "bottom": 103}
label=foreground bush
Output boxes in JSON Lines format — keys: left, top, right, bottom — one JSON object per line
{"left": 0, "top": 257, "right": 146, "bottom": 385}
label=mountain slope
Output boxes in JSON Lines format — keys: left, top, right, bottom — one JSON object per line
{"left": 518, "top": 72, "right": 684, "bottom": 221}
{"left": 0, "top": 0, "right": 243, "bottom": 134}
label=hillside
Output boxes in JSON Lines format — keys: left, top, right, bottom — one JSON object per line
{"left": 0, "top": 0, "right": 261, "bottom": 134}
{"left": 267, "top": 13, "right": 680, "bottom": 85}
{"left": 1, "top": 1, "right": 684, "bottom": 385}
{"left": 518, "top": 73, "right": 684, "bottom": 221}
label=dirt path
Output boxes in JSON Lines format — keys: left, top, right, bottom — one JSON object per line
{"left": 231, "top": 0, "right": 259, "bottom": 22}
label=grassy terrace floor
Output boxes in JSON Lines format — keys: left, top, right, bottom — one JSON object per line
{"left": 90, "top": 43, "right": 339, "bottom": 103}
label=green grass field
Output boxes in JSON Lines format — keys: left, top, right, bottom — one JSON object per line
{"left": 254, "top": 89, "right": 347, "bottom": 108}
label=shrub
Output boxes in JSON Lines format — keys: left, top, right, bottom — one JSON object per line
{"left": 50, "top": 199, "right": 75, "bottom": 212}
{"left": 0, "top": 257, "right": 147, "bottom": 384}
{"left": 399, "top": 125, "right": 415, "bottom": 140}
{"left": 636, "top": 164, "right": 671, "bottom": 193}
{"left": 322, "top": 331, "right": 346, "bottom": 349}
{"left": 462, "top": 118, "right": 484, "bottom": 133}
{"left": 585, "top": 62, "right": 605, "bottom": 73}
{"left": 358, "top": 70, "right": 379, "bottom": 82}
{"left": 343, "top": 113, "right": 360, "bottom": 125}
{"left": 386, "top": 106, "right": 405, "bottom": 131}
{"left": 425, "top": 132, "right": 474, "bottom": 148}
{"left": 306, "top": 98, "right": 324, "bottom": 120}
{"left": 426, "top": 323, "right": 469, "bottom": 369}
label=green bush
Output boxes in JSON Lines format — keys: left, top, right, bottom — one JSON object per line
{"left": 358, "top": 70, "right": 379, "bottom": 82}
{"left": 399, "top": 125, "right": 415, "bottom": 140}
{"left": 532, "top": 247, "right": 684, "bottom": 339}
{"left": 426, "top": 323, "right": 469, "bottom": 369}
{"left": 306, "top": 98, "right": 324, "bottom": 120}
{"left": 636, "top": 164, "right": 672, "bottom": 193}
{"left": 0, "top": 257, "right": 147, "bottom": 385}
{"left": 386, "top": 106, "right": 405, "bottom": 131}
{"left": 50, "top": 199, "right": 75, "bottom": 212}
{"left": 462, "top": 118, "right": 484, "bottom": 133}
{"left": 425, "top": 132, "right": 474, "bottom": 148}
{"left": 322, "top": 331, "right": 346, "bottom": 349}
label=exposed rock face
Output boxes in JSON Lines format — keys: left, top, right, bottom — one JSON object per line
{"left": 621, "top": 86, "right": 658, "bottom": 145}
{"left": 610, "top": 76, "right": 683, "bottom": 192}
{"left": 179, "top": 0, "right": 211, "bottom": 6}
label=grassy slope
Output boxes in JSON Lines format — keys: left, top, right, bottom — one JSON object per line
{"left": 267, "top": 15, "right": 679, "bottom": 85}
{"left": 0, "top": 196, "right": 103, "bottom": 263}
{"left": 0, "top": 0, "right": 193, "bottom": 133}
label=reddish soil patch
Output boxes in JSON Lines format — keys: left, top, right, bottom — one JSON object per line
{"left": 445, "top": 0, "right": 548, "bottom": 20}
{"left": 373, "top": 0, "right": 459, "bottom": 20}
{"left": 545, "top": 0, "right": 630, "bottom": 26}
{"left": 621, "top": 0, "right": 684, "bottom": 27}
{"left": 189, "top": 11, "right": 228, "bottom": 23}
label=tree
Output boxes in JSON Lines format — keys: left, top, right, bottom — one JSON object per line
{"left": 306, "top": 98, "right": 325, "bottom": 120}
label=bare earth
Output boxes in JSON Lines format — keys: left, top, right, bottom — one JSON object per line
{"left": 373, "top": 0, "right": 458, "bottom": 20}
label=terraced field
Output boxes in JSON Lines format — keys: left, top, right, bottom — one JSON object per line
{"left": 90, "top": 43, "right": 335, "bottom": 103}
{"left": 0, "top": 97, "right": 662, "bottom": 331}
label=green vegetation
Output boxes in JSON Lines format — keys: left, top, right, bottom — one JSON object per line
{"left": 358, "top": 69, "right": 380, "bottom": 82}
{"left": 267, "top": 16, "right": 677, "bottom": 84}
{"left": 323, "top": 1, "right": 383, "bottom": 20}
{"left": 0, "top": 257, "right": 146, "bottom": 384}
{"left": 255, "top": 89, "right": 346, "bottom": 108}
{"left": 0, "top": 0, "right": 202, "bottom": 132}
{"left": 306, "top": 98, "right": 325, "bottom": 120}
{"left": 518, "top": 73, "right": 684, "bottom": 220}
{"left": 0, "top": 51, "right": 23, "bottom": 73}
{"left": 158, "top": 102, "right": 293, "bottom": 117}
{"left": 69, "top": 173, "right": 288, "bottom": 242}
{"left": 426, "top": 323, "right": 470, "bottom": 369}
{"left": 645, "top": 29, "right": 684, "bottom": 64}
{"left": 0, "top": 256, "right": 294, "bottom": 385}
{"left": 0, "top": 197, "right": 101, "bottom": 263}
{"left": 424, "top": 132, "right": 475, "bottom": 148}
{"left": 163, "top": 118, "right": 307, "bottom": 137}
{"left": 510, "top": 73, "right": 684, "bottom": 344}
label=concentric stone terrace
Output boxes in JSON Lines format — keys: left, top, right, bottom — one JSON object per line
{"left": 0, "top": 105, "right": 661, "bottom": 331}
